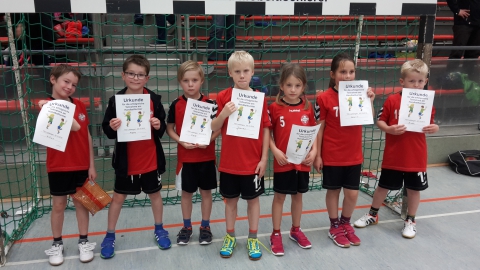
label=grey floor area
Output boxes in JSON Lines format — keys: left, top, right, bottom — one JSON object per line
{"left": 4, "top": 166, "right": 480, "bottom": 269}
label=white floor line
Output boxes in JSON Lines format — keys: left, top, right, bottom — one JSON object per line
{"left": 5, "top": 209, "right": 480, "bottom": 267}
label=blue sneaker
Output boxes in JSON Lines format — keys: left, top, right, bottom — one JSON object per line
{"left": 100, "top": 237, "right": 115, "bottom": 259}
{"left": 154, "top": 229, "right": 171, "bottom": 250}
{"left": 247, "top": 238, "right": 262, "bottom": 260}
{"left": 220, "top": 234, "right": 236, "bottom": 258}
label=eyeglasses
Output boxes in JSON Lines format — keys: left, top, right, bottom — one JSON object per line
{"left": 124, "top": 72, "right": 147, "bottom": 80}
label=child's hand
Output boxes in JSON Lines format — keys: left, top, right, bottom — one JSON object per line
{"left": 367, "top": 87, "right": 375, "bottom": 101}
{"left": 150, "top": 117, "right": 161, "bottom": 130}
{"left": 255, "top": 159, "right": 267, "bottom": 178}
{"left": 38, "top": 100, "right": 48, "bottom": 108}
{"left": 180, "top": 141, "right": 197, "bottom": 149}
{"left": 422, "top": 124, "right": 439, "bottom": 134}
{"left": 197, "top": 144, "right": 208, "bottom": 149}
{"left": 88, "top": 167, "right": 97, "bottom": 182}
{"left": 302, "top": 150, "right": 316, "bottom": 166}
{"left": 388, "top": 124, "right": 406, "bottom": 135}
{"left": 109, "top": 118, "right": 122, "bottom": 131}
{"left": 313, "top": 156, "right": 323, "bottom": 173}
{"left": 272, "top": 148, "right": 289, "bottom": 166}
{"left": 220, "top": 101, "right": 237, "bottom": 118}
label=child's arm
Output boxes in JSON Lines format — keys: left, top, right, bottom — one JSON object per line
{"left": 269, "top": 131, "right": 288, "bottom": 166}
{"left": 71, "top": 119, "right": 81, "bottom": 131}
{"left": 102, "top": 98, "right": 120, "bottom": 139}
{"left": 255, "top": 127, "right": 270, "bottom": 178}
{"left": 152, "top": 96, "right": 167, "bottom": 137}
{"left": 302, "top": 138, "right": 317, "bottom": 166}
{"left": 367, "top": 87, "right": 375, "bottom": 116}
{"left": 377, "top": 120, "right": 406, "bottom": 135}
{"left": 422, "top": 124, "right": 439, "bottom": 134}
{"left": 211, "top": 101, "right": 236, "bottom": 131}
{"left": 87, "top": 130, "right": 97, "bottom": 181}
{"left": 166, "top": 123, "right": 197, "bottom": 149}
{"left": 313, "top": 120, "right": 325, "bottom": 173}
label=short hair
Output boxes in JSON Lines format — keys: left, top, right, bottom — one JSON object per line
{"left": 49, "top": 64, "right": 82, "bottom": 87}
{"left": 177, "top": 60, "right": 205, "bottom": 82}
{"left": 400, "top": 59, "right": 429, "bottom": 78}
{"left": 227, "top": 51, "right": 254, "bottom": 70}
{"left": 122, "top": 55, "right": 150, "bottom": 75}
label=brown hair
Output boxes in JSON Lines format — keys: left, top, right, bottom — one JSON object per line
{"left": 328, "top": 53, "right": 355, "bottom": 89}
{"left": 177, "top": 60, "right": 205, "bottom": 82}
{"left": 122, "top": 54, "right": 150, "bottom": 75}
{"left": 49, "top": 64, "right": 82, "bottom": 87}
{"left": 276, "top": 63, "right": 310, "bottom": 110}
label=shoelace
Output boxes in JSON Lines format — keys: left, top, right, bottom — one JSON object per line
{"left": 45, "top": 245, "right": 62, "bottom": 256}
{"left": 221, "top": 235, "right": 235, "bottom": 249}
{"left": 79, "top": 242, "right": 96, "bottom": 253}
{"left": 248, "top": 238, "right": 271, "bottom": 254}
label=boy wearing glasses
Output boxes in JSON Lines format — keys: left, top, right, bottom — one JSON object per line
{"left": 100, "top": 55, "right": 170, "bottom": 259}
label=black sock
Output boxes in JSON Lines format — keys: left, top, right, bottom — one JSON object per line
{"left": 406, "top": 214, "right": 415, "bottom": 222}
{"left": 79, "top": 234, "right": 88, "bottom": 244}
{"left": 369, "top": 207, "right": 380, "bottom": 217}
{"left": 53, "top": 237, "right": 63, "bottom": 245}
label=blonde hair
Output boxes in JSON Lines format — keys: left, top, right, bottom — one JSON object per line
{"left": 400, "top": 59, "right": 429, "bottom": 79}
{"left": 227, "top": 51, "right": 254, "bottom": 70}
{"left": 177, "top": 60, "right": 205, "bottom": 82}
{"left": 276, "top": 63, "right": 310, "bottom": 110}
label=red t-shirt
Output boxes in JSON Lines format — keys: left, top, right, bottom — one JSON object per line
{"left": 268, "top": 99, "right": 316, "bottom": 172}
{"left": 216, "top": 87, "right": 272, "bottom": 175}
{"left": 315, "top": 88, "right": 363, "bottom": 166}
{"left": 378, "top": 92, "right": 436, "bottom": 172}
{"left": 46, "top": 97, "right": 90, "bottom": 173}
{"left": 167, "top": 94, "right": 217, "bottom": 174}
{"left": 127, "top": 89, "right": 157, "bottom": 175}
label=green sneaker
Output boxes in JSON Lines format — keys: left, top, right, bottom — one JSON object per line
{"left": 247, "top": 238, "right": 262, "bottom": 260}
{"left": 219, "top": 234, "right": 236, "bottom": 258}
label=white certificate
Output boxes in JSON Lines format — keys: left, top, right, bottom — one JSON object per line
{"left": 338, "top": 81, "right": 374, "bottom": 126}
{"left": 179, "top": 98, "right": 215, "bottom": 145}
{"left": 226, "top": 88, "right": 265, "bottom": 139}
{"left": 398, "top": 88, "right": 435, "bottom": 133}
{"left": 115, "top": 94, "right": 151, "bottom": 142}
{"left": 33, "top": 100, "right": 76, "bottom": 152}
{"left": 285, "top": 124, "right": 321, "bottom": 165}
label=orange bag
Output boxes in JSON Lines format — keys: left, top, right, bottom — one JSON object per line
{"left": 71, "top": 179, "right": 112, "bottom": 216}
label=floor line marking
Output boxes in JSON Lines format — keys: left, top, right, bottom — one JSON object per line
{"left": 6, "top": 209, "right": 480, "bottom": 267}
{"left": 14, "top": 193, "right": 480, "bottom": 244}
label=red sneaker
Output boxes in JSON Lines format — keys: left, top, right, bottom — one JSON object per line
{"left": 270, "top": 232, "right": 284, "bottom": 256}
{"left": 289, "top": 227, "right": 312, "bottom": 249}
{"left": 343, "top": 223, "right": 361, "bottom": 246}
{"left": 328, "top": 226, "right": 350, "bottom": 248}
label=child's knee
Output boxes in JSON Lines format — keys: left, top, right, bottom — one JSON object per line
{"left": 273, "top": 193, "right": 287, "bottom": 203}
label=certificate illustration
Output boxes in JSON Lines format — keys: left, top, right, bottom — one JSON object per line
{"left": 398, "top": 88, "right": 435, "bottom": 133}
{"left": 285, "top": 124, "right": 321, "bottom": 165}
{"left": 115, "top": 94, "right": 151, "bottom": 142}
{"left": 338, "top": 81, "right": 374, "bottom": 126}
{"left": 33, "top": 100, "right": 76, "bottom": 152}
{"left": 179, "top": 98, "right": 215, "bottom": 145}
{"left": 226, "top": 88, "right": 265, "bottom": 139}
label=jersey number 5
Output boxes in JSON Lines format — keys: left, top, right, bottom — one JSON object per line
{"left": 280, "top": 116, "right": 285, "bottom": 127}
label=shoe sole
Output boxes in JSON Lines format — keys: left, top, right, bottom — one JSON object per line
{"left": 288, "top": 235, "right": 312, "bottom": 249}
{"left": 220, "top": 253, "right": 233, "bottom": 258}
{"left": 199, "top": 240, "right": 212, "bottom": 245}
{"left": 49, "top": 260, "right": 64, "bottom": 266}
{"left": 354, "top": 221, "right": 378, "bottom": 228}
{"left": 100, "top": 253, "right": 115, "bottom": 259}
{"left": 80, "top": 257, "right": 94, "bottom": 263}
{"left": 402, "top": 233, "right": 416, "bottom": 239}
{"left": 158, "top": 244, "right": 172, "bottom": 250}
{"left": 328, "top": 233, "right": 350, "bottom": 248}
{"left": 177, "top": 241, "right": 189, "bottom": 246}
{"left": 269, "top": 241, "right": 285, "bottom": 256}
{"left": 248, "top": 256, "right": 262, "bottom": 261}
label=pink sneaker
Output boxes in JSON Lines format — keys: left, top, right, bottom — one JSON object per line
{"left": 270, "top": 232, "right": 284, "bottom": 256}
{"left": 289, "top": 227, "right": 312, "bottom": 249}
{"left": 328, "top": 226, "right": 350, "bottom": 248}
{"left": 343, "top": 223, "right": 361, "bottom": 246}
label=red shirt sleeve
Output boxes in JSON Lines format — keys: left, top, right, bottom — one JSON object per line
{"left": 268, "top": 103, "right": 275, "bottom": 129}
{"left": 262, "top": 98, "right": 272, "bottom": 127}
{"left": 378, "top": 97, "right": 391, "bottom": 123}
{"left": 318, "top": 95, "right": 328, "bottom": 121}
{"left": 216, "top": 91, "right": 225, "bottom": 118}
{"left": 430, "top": 106, "right": 436, "bottom": 124}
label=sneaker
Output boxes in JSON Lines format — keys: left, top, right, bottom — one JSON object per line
{"left": 220, "top": 234, "right": 236, "bottom": 258}
{"left": 199, "top": 226, "right": 213, "bottom": 245}
{"left": 154, "top": 229, "right": 172, "bottom": 249}
{"left": 100, "top": 237, "right": 115, "bottom": 259}
{"left": 270, "top": 232, "right": 284, "bottom": 256}
{"left": 247, "top": 238, "right": 262, "bottom": 261}
{"left": 354, "top": 213, "right": 379, "bottom": 228}
{"left": 176, "top": 227, "right": 193, "bottom": 245}
{"left": 289, "top": 228, "right": 312, "bottom": 249}
{"left": 402, "top": 219, "right": 417, "bottom": 239}
{"left": 342, "top": 223, "right": 361, "bottom": 246}
{"left": 78, "top": 241, "right": 96, "bottom": 263}
{"left": 328, "top": 227, "right": 350, "bottom": 248}
{"left": 45, "top": 244, "right": 64, "bottom": 266}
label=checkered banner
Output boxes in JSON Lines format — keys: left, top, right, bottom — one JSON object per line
{"left": 1, "top": 0, "right": 437, "bottom": 15}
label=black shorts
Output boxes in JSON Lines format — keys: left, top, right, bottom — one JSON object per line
{"left": 273, "top": 170, "right": 310, "bottom": 194}
{"left": 114, "top": 170, "right": 162, "bottom": 195}
{"left": 219, "top": 172, "right": 264, "bottom": 200}
{"left": 48, "top": 170, "right": 88, "bottom": 196}
{"left": 322, "top": 164, "right": 362, "bottom": 190}
{"left": 177, "top": 160, "right": 218, "bottom": 193}
{"left": 378, "top": 169, "right": 428, "bottom": 191}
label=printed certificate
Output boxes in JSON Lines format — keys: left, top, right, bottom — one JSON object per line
{"left": 286, "top": 124, "right": 321, "bottom": 165}
{"left": 226, "top": 88, "right": 265, "bottom": 139}
{"left": 398, "top": 88, "right": 435, "bottom": 133}
{"left": 115, "top": 94, "right": 151, "bottom": 142}
{"left": 179, "top": 98, "right": 215, "bottom": 145}
{"left": 338, "top": 81, "right": 374, "bottom": 126}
